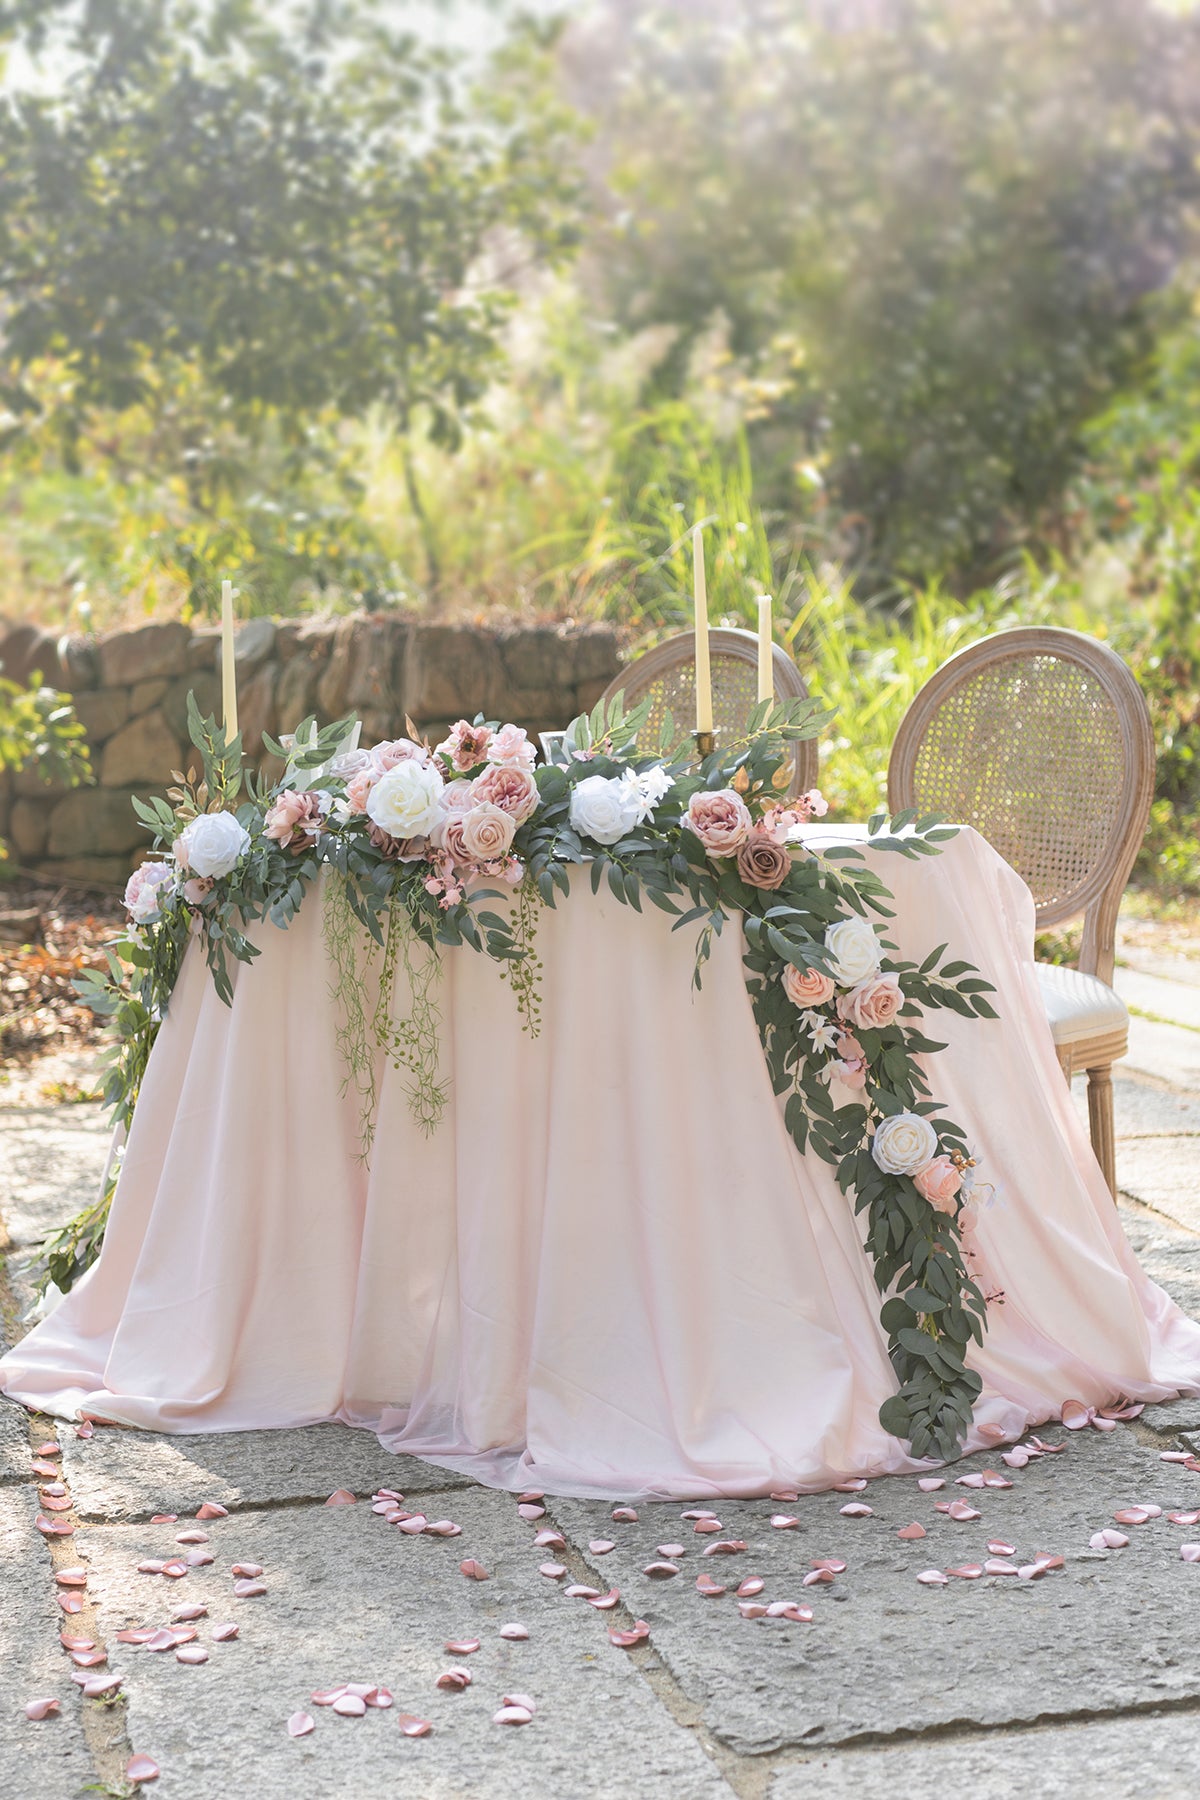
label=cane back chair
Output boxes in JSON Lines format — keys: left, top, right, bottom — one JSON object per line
{"left": 888, "top": 626, "right": 1156, "bottom": 1198}
{"left": 598, "top": 629, "right": 820, "bottom": 799}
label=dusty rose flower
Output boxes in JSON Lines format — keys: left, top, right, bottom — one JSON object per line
{"left": 781, "top": 965, "right": 837, "bottom": 1009}
{"left": 367, "top": 824, "right": 429, "bottom": 862}
{"left": 437, "top": 720, "right": 495, "bottom": 773}
{"left": 433, "top": 812, "right": 472, "bottom": 866}
{"left": 346, "top": 768, "right": 376, "bottom": 815}
{"left": 736, "top": 829, "right": 792, "bottom": 890}
{"left": 371, "top": 737, "right": 428, "bottom": 774}
{"left": 913, "top": 1154, "right": 963, "bottom": 1213}
{"left": 471, "top": 763, "right": 539, "bottom": 824}
{"left": 838, "top": 972, "right": 904, "bottom": 1031}
{"left": 263, "top": 789, "right": 324, "bottom": 853}
{"left": 459, "top": 803, "right": 516, "bottom": 863}
{"left": 685, "top": 788, "right": 752, "bottom": 855}
{"left": 489, "top": 723, "right": 536, "bottom": 769}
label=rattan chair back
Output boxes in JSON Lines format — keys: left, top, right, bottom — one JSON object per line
{"left": 598, "top": 629, "right": 820, "bottom": 798}
{"left": 888, "top": 627, "right": 1155, "bottom": 982}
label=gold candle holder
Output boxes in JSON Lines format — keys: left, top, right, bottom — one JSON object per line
{"left": 693, "top": 729, "right": 715, "bottom": 759}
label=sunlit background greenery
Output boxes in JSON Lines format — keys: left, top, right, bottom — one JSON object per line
{"left": 2, "top": 0, "right": 1200, "bottom": 894}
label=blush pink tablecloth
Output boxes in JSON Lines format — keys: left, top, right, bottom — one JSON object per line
{"left": 3, "top": 829, "right": 1198, "bottom": 1498}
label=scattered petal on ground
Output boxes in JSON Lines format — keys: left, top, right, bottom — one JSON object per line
{"left": 445, "top": 1640, "right": 481, "bottom": 1655}
{"left": 612, "top": 1507, "right": 638, "bottom": 1523}
{"left": 196, "top": 1503, "right": 228, "bottom": 1520}
{"left": 916, "top": 1569, "right": 948, "bottom": 1585}
{"left": 287, "top": 1713, "right": 314, "bottom": 1738}
{"left": 459, "top": 1560, "right": 489, "bottom": 1581}
{"left": 397, "top": 1714, "right": 432, "bottom": 1737}
{"left": 126, "top": 1755, "right": 160, "bottom": 1784}
{"left": 326, "top": 1490, "right": 356, "bottom": 1506}
{"left": 897, "top": 1523, "right": 926, "bottom": 1540}
{"left": 917, "top": 1477, "right": 945, "bottom": 1491}
{"left": 211, "top": 1623, "right": 239, "bottom": 1642}
{"left": 436, "top": 1669, "right": 471, "bottom": 1691}
{"left": 499, "top": 1624, "right": 528, "bottom": 1640}
{"left": 737, "top": 1577, "right": 764, "bottom": 1597}
{"left": 609, "top": 1621, "right": 651, "bottom": 1648}
{"left": 839, "top": 1503, "right": 873, "bottom": 1517}
{"left": 538, "top": 1563, "right": 566, "bottom": 1579}
{"left": 24, "top": 1699, "right": 60, "bottom": 1721}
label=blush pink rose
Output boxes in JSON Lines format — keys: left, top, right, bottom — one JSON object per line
{"left": 436, "top": 720, "right": 495, "bottom": 773}
{"left": 838, "top": 971, "right": 904, "bottom": 1031}
{"left": 346, "top": 768, "right": 376, "bottom": 815}
{"left": 263, "top": 789, "right": 324, "bottom": 853}
{"left": 440, "top": 779, "right": 475, "bottom": 815}
{"left": 434, "top": 812, "right": 472, "bottom": 866}
{"left": 913, "top": 1154, "right": 963, "bottom": 1213}
{"left": 471, "top": 763, "right": 539, "bottom": 824}
{"left": 459, "top": 802, "right": 516, "bottom": 862}
{"left": 781, "top": 965, "right": 837, "bottom": 1009}
{"left": 489, "top": 722, "right": 536, "bottom": 769}
{"left": 685, "top": 788, "right": 752, "bottom": 855}
{"left": 371, "top": 737, "right": 428, "bottom": 773}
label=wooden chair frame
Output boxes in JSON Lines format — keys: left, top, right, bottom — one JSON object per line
{"left": 599, "top": 629, "right": 820, "bottom": 798}
{"left": 888, "top": 626, "right": 1155, "bottom": 1196}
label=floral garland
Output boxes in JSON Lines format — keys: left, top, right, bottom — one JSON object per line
{"left": 57, "top": 690, "right": 998, "bottom": 1463}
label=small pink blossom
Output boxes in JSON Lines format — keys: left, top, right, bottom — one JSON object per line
{"left": 183, "top": 876, "right": 215, "bottom": 906}
{"left": 913, "top": 1155, "right": 963, "bottom": 1213}
{"left": 838, "top": 971, "right": 904, "bottom": 1031}
{"left": 489, "top": 723, "right": 536, "bottom": 769}
{"left": 800, "top": 789, "right": 828, "bottom": 819}
{"left": 836, "top": 1031, "right": 864, "bottom": 1060}
{"left": 437, "top": 720, "right": 495, "bottom": 773}
{"left": 781, "top": 965, "right": 837, "bottom": 1009}
{"left": 686, "top": 788, "right": 752, "bottom": 855}
{"left": 471, "top": 764, "right": 539, "bottom": 824}
{"left": 825, "top": 1056, "right": 868, "bottom": 1089}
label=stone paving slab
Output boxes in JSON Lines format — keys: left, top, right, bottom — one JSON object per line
{"left": 1116, "top": 1139, "right": 1200, "bottom": 1235}
{"left": 0, "top": 1487, "right": 95, "bottom": 1800}
{"left": 1125, "top": 1016, "right": 1200, "bottom": 1092}
{"left": 1115, "top": 967, "right": 1200, "bottom": 1033}
{"left": 79, "top": 1488, "right": 731, "bottom": 1800}
{"left": 0, "top": 1397, "right": 31, "bottom": 1484}
{"left": 770, "top": 1709, "right": 1200, "bottom": 1800}
{"left": 60, "top": 1422, "right": 473, "bottom": 1522}
{"left": 1069, "top": 1074, "right": 1200, "bottom": 1141}
{"left": 0, "top": 1107, "right": 111, "bottom": 1250}
{"left": 1118, "top": 1206, "right": 1200, "bottom": 1322}
{"left": 554, "top": 1429, "right": 1200, "bottom": 1757}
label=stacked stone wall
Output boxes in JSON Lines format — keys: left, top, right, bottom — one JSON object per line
{"left": 0, "top": 614, "right": 622, "bottom": 887}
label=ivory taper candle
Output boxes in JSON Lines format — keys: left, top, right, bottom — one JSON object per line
{"left": 220, "top": 580, "right": 239, "bottom": 742}
{"left": 693, "top": 525, "right": 713, "bottom": 736}
{"left": 756, "top": 594, "right": 773, "bottom": 706}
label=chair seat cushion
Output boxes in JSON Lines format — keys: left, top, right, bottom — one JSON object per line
{"left": 1034, "top": 962, "right": 1128, "bottom": 1046}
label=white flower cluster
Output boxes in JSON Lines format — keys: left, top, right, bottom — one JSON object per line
{"left": 569, "top": 765, "right": 674, "bottom": 845}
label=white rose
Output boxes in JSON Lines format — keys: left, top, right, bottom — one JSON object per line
{"left": 569, "top": 774, "right": 640, "bottom": 845}
{"left": 173, "top": 811, "right": 252, "bottom": 880}
{"left": 824, "top": 917, "right": 882, "bottom": 987}
{"left": 871, "top": 1112, "right": 940, "bottom": 1177}
{"left": 366, "top": 760, "right": 443, "bottom": 840}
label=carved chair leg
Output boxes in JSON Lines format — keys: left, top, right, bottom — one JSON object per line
{"left": 1085, "top": 1063, "right": 1118, "bottom": 1200}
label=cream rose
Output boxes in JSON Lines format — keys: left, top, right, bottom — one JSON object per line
{"left": 913, "top": 1154, "right": 963, "bottom": 1213}
{"left": 781, "top": 965, "right": 837, "bottom": 1009}
{"left": 871, "top": 1112, "right": 940, "bottom": 1177}
{"left": 685, "top": 788, "right": 752, "bottom": 855}
{"left": 838, "top": 971, "right": 904, "bottom": 1031}
{"left": 366, "top": 760, "right": 443, "bottom": 841}
{"left": 459, "top": 802, "right": 516, "bottom": 863}
{"left": 569, "top": 774, "right": 640, "bottom": 845}
{"left": 824, "top": 917, "right": 882, "bottom": 987}
{"left": 173, "top": 811, "right": 251, "bottom": 880}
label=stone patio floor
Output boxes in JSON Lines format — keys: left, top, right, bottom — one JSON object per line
{"left": 1, "top": 930, "right": 1198, "bottom": 1798}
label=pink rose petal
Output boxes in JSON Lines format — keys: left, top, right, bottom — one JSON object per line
{"left": 981, "top": 1471, "right": 1013, "bottom": 1489}
{"left": 770, "top": 1490, "right": 799, "bottom": 1502}
{"left": 609, "top": 1621, "right": 650, "bottom": 1647}
{"left": 810, "top": 1557, "right": 847, "bottom": 1573}
{"left": 196, "top": 1503, "right": 228, "bottom": 1520}
{"left": 397, "top": 1714, "right": 432, "bottom": 1737}
{"left": 332, "top": 1694, "right": 367, "bottom": 1717}
{"left": 897, "top": 1522, "right": 927, "bottom": 1540}
{"left": 35, "top": 1515, "right": 73, "bottom": 1538}
{"left": 771, "top": 1515, "right": 800, "bottom": 1530}
{"left": 24, "top": 1699, "right": 60, "bottom": 1721}
{"left": 499, "top": 1624, "right": 528, "bottom": 1640}
{"left": 171, "top": 1605, "right": 207, "bottom": 1623}
{"left": 839, "top": 1503, "right": 873, "bottom": 1517}
{"left": 230, "top": 1562, "right": 263, "bottom": 1579}
{"left": 126, "top": 1755, "right": 160, "bottom": 1784}
{"left": 802, "top": 1568, "right": 834, "bottom": 1587}
{"left": 54, "top": 1569, "right": 88, "bottom": 1589}
{"left": 955, "top": 1473, "right": 986, "bottom": 1489}
{"left": 563, "top": 1584, "right": 600, "bottom": 1599}
{"left": 160, "top": 1561, "right": 188, "bottom": 1579}
{"left": 1002, "top": 1449, "right": 1030, "bottom": 1469}
{"left": 517, "top": 1504, "right": 545, "bottom": 1522}
{"left": 978, "top": 1423, "right": 1008, "bottom": 1441}
{"left": 233, "top": 1579, "right": 267, "bottom": 1598}
{"left": 701, "top": 1541, "right": 747, "bottom": 1557}
{"left": 586, "top": 1589, "right": 621, "bottom": 1610}
{"left": 149, "top": 1515, "right": 177, "bottom": 1525}
{"left": 144, "top": 1630, "right": 180, "bottom": 1653}
{"left": 287, "top": 1713, "right": 314, "bottom": 1738}
{"left": 459, "top": 1559, "right": 489, "bottom": 1581}
{"left": 368, "top": 1689, "right": 393, "bottom": 1709}
{"left": 76, "top": 1421, "right": 94, "bottom": 1440}
{"left": 325, "top": 1490, "right": 356, "bottom": 1507}
{"left": 917, "top": 1477, "right": 945, "bottom": 1491}
{"left": 423, "top": 1520, "right": 462, "bottom": 1537}
{"left": 493, "top": 1705, "right": 533, "bottom": 1726}
{"left": 176, "top": 1646, "right": 209, "bottom": 1665}
{"left": 1169, "top": 1511, "right": 1200, "bottom": 1526}
{"left": 1113, "top": 1508, "right": 1153, "bottom": 1526}
{"left": 589, "top": 1540, "right": 616, "bottom": 1555}
{"left": 693, "top": 1519, "right": 722, "bottom": 1534}
{"left": 916, "top": 1569, "right": 948, "bottom": 1585}
{"left": 947, "top": 1501, "right": 981, "bottom": 1522}
{"left": 116, "top": 1629, "right": 156, "bottom": 1645}
{"left": 538, "top": 1563, "right": 566, "bottom": 1579}
{"left": 311, "top": 1688, "right": 348, "bottom": 1707}
{"left": 82, "top": 1675, "right": 122, "bottom": 1698}
{"left": 211, "top": 1623, "right": 239, "bottom": 1642}
{"left": 612, "top": 1507, "right": 638, "bottom": 1523}
{"left": 175, "top": 1530, "right": 208, "bottom": 1545}
{"left": 70, "top": 1650, "right": 107, "bottom": 1669}
{"left": 738, "top": 1602, "right": 768, "bottom": 1618}
{"left": 1060, "top": 1399, "right": 1092, "bottom": 1430}
{"left": 946, "top": 1564, "right": 984, "bottom": 1579}
{"left": 833, "top": 1478, "right": 868, "bottom": 1492}
{"left": 184, "top": 1549, "right": 214, "bottom": 1568}
{"left": 436, "top": 1669, "right": 471, "bottom": 1690}
{"left": 137, "top": 1561, "right": 167, "bottom": 1575}
{"left": 656, "top": 1544, "right": 686, "bottom": 1559}
{"left": 60, "top": 1633, "right": 94, "bottom": 1651}
{"left": 397, "top": 1516, "right": 428, "bottom": 1535}
{"left": 445, "top": 1640, "right": 480, "bottom": 1655}
{"left": 984, "top": 1559, "right": 1020, "bottom": 1576}
{"left": 737, "top": 1577, "right": 765, "bottom": 1597}
{"left": 986, "top": 1540, "right": 1017, "bottom": 1557}
{"left": 1180, "top": 1544, "right": 1200, "bottom": 1563}
{"left": 58, "top": 1594, "right": 83, "bottom": 1616}
{"left": 1090, "top": 1530, "right": 1129, "bottom": 1550}
{"left": 534, "top": 1530, "right": 566, "bottom": 1549}
{"left": 643, "top": 1562, "right": 680, "bottom": 1579}
{"left": 695, "top": 1575, "right": 726, "bottom": 1596}
{"left": 35, "top": 1442, "right": 62, "bottom": 1458}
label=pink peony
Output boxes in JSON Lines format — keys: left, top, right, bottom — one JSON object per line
{"left": 459, "top": 803, "right": 516, "bottom": 863}
{"left": 489, "top": 723, "right": 537, "bottom": 769}
{"left": 913, "top": 1155, "right": 963, "bottom": 1213}
{"left": 781, "top": 965, "right": 837, "bottom": 1009}
{"left": 685, "top": 788, "right": 752, "bottom": 855}
{"left": 471, "top": 763, "right": 539, "bottom": 824}
{"left": 123, "top": 860, "right": 174, "bottom": 924}
{"left": 838, "top": 972, "right": 904, "bottom": 1031}
{"left": 263, "top": 789, "right": 324, "bottom": 853}
{"left": 371, "top": 737, "right": 428, "bottom": 774}
{"left": 346, "top": 768, "right": 376, "bottom": 815}
{"left": 437, "top": 720, "right": 495, "bottom": 773}
{"left": 736, "top": 829, "right": 792, "bottom": 890}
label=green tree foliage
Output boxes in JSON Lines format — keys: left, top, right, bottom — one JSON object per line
{"left": 574, "top": 0, "right": 1200, "bottom": 582}
{"left": 0, "top": 0, "right": 583, "bottom": 598}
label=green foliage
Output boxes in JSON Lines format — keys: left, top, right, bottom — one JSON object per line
{"left": 0, "top": 669, "right": 91, "bottom": 860}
